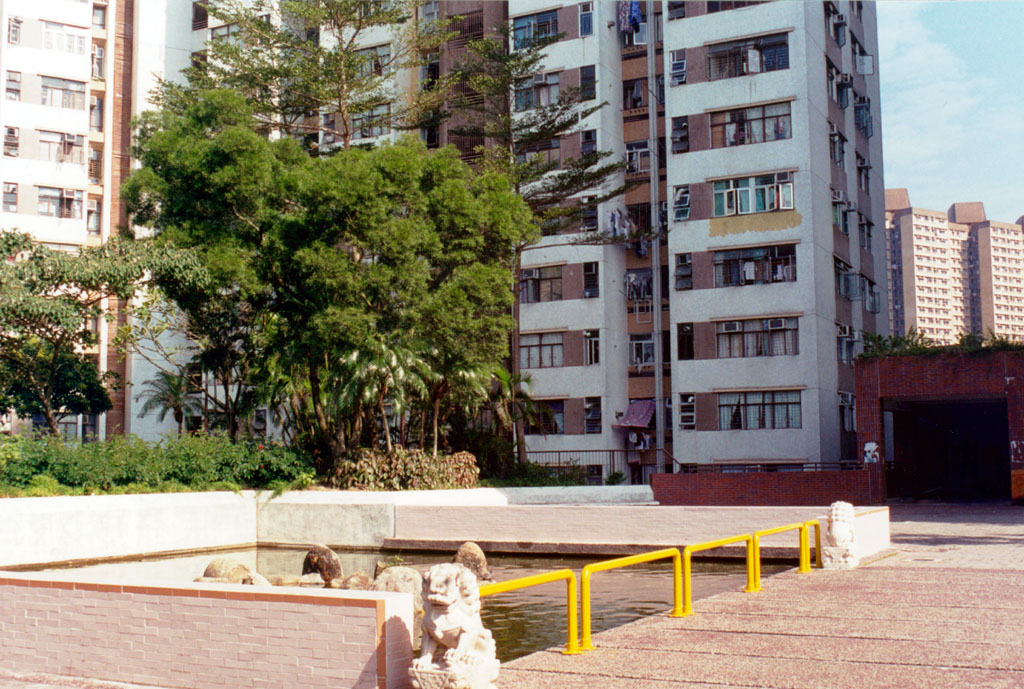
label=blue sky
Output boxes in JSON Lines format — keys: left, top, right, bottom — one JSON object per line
{"left": 877, "top": 1, "right": 1024, "bottom": 223}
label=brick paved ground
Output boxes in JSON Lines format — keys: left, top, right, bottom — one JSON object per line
{"left": 499, "top": 503, "right": 1024, "bottom": 689}
{"left": 2, "top": 504, "right": 1021, "bottom": 689}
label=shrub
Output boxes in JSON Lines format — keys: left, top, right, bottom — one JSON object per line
{"left": 604, "top": 470, "right": 626, "bottom": 485}
{"left": 478, "top": 461, "right": 587, "bottom": 487}
{"left": 333, "top": 448, "right": 479, "bottom": 490}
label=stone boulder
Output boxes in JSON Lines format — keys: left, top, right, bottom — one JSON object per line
{"left": 302, "top": 544, "right": 344, "bottom": 586}
{"left": 331, "top": 571, "right": 372, "bottom": 590}
{"left": 243, "top": 572, "right": 273, "bottom": 586}
{"left": 299, "top": 573, "right": 326, "bottom": 587}
{"left": 452, "top": 542, "right": 492, "bottom": 581}
{"left": 202, "top": 558, "right": 254, "bottom": 584}
{"left": 267, "top": 575, "right": 302, "bottom": 587}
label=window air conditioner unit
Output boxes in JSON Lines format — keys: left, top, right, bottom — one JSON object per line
{"left": 837, "top": 323, "right": 852, "bottom": 338}
{"left": 722, "top": 321, "right": 741, "bottom": 333}
{"left": 533, "top": 73, "right": 548, "bottom": 85}
{"left": 768, "top": 318, "right": 786, "bottom": 330}
{"left": 855, "top": 95, "right": 869, "bottom": 105}
{"left": 850, "top": 330, "right": 862, "bottom": 342}
{"left": 832, "top": 189, "right": 846, "bottom": 203}
{"left": 520, "top": 268, "right": 538, "bottom": 279}
{"left": 87, "top": 199, "right": 98, "bottom": 212}
{"left": 776, "top": 171, "right": 792, "bottom": 182}
{"left": 838, "top": 391, "right": 853, "bottom": 406}
{"left": 834, "top": 13, "right": 847, "bottom": 26}
{"left": 857, "top": 160, "right": 872, "bottom": 170}
{"left": 62, "top": 189, "right": 77, "bottom": 199}
{"left": 839, "top": 73, "right": 853, "bottom": 84}
{"left": 845, "top": 201, "right": 858, "bottom": 212}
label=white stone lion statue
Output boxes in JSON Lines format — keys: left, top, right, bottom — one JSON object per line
{"left": 822, "top": 500, "right": 859, "bottom": 569}
{"left": 410, "top": 563, "right": 499, "bottom": 689}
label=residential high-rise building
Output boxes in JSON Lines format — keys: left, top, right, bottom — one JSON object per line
{"left": 1, "top": 0, "right": 130, "bottom": 439}
{"left": 886, "top": 190, "right": 1024, "bottom": 343}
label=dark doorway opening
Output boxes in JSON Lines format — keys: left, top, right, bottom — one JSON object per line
{"left": 886, "top": 399, "right": 1010, "bottom": 501}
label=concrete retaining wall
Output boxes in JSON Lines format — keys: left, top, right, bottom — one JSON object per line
{"left": 0, "top": 492, "right": 258, "bottom": 568}
{"left": 0, "top": 572, "right": 413, "bottom": 689}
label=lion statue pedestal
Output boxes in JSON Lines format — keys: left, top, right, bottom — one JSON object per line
{"left": 409, "top": 563, "right": 499, "bottom": 689}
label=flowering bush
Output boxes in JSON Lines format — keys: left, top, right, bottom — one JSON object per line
{"left": 333, "top": 448, "right": 479, "bottom": 490}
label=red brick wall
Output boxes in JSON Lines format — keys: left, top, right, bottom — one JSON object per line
{"left": 651, "top": 465, "right": 885, "bottom": 506}
{"left": 0, "top": 574, "right": 413, "bottom": 689}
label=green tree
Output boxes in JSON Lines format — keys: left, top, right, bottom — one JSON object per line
{"left": 489, "top": 365, "right": 547, "bottom": 468}
{"left": 167, "top": 0, "right": 451, "bottom": 149}
{"left": 134, "top": 370, "right": 204, "bottom": 436}
{"left": 124, "top": 91, "right": 533, "bottom": 473}
{"left": 0, "top": 231, "right": 206, "bottom": 436}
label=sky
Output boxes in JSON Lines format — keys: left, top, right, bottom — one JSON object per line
{"left": 877, "top": 1, "right": 1024, "bottom": 223}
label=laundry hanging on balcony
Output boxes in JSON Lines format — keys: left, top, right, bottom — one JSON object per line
{"left": 613, "top": 399, "right": 655, "bottom": 428}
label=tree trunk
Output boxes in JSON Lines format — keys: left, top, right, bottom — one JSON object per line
{"left": 378, "top": 393, "right": 393, "bottom": 453}
{"left": 511, "top": 245, "right": 529, "bottom": 466}
{"left": 432, "top": 393, "right": 441, "bottom": 458}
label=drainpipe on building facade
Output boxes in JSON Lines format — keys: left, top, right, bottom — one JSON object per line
{"left": 646, "top": 0, "right": 665, "bottom": 465}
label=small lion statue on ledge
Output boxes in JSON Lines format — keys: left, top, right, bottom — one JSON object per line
{"left": 410, "top": 563, "right": 499, "bottom": 689}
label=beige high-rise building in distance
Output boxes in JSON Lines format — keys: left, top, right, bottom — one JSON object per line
{"left": 886, "top": 189, "right": 1024, "bottom": 343}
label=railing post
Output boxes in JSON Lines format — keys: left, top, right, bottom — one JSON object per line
{"left": 564, "top": 574, "right": 581, "bottom": 655}
{"left": 681, "top": 548, "right": 694, "bottom": 616}
{"left": 798, "top": 523, "right": 811, "bottom": 573}
{"left": 580, "top": 567, "right": 595, "bottom": 651}
{"left": 670, "top": 551, "right": 683, "bottom": 617}
{"left": 746, "top": 534, "right": 761, "bottom": 592}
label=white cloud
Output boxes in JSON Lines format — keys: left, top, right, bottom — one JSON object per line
{"left": 878, "top": 2, "right": 1024, "bottom": 222}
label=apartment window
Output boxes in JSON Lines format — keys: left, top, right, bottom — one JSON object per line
{"left": 584, "top": 397, "right": 601, "bottom": 434}
{"left": 520, "top": 332, "right": 563, "bottom": 369}
{"left": 5, "top": 71, "right": 20, "bottom": 102}
{"left": 37, "top": 187, "right": 61, "bottom": 217}
{"left": 832, "top": 196, "right": 849, "bottom": 234}
{"left": 3, "top": 183, "right": 16, "bottom": 212}
{"left": 192, "top": 2, "right": 209, "bottom": 30}
{"left": 41, "top": 77, "right": 87, "bottom": 110}
{"left": 707, "top": 33, "right": 788, "bottom": 81}
{"left": 515, "top": 72, "right": 559, "bottom": 111}
{"left": 357, "top": 44, "right": 390, "bottom": 78}
{"left": 839, "top": 392, "right": 856, "bottom": 432}
{"left": 8, "top": 17, "right": 22, "bottom": 45}
{"left": 513, "top": 11, "right": 558, "bottom": 50}
{"left": 711, "top": 102, "right": 791, "bottom": 148}
{"left": 419, "top": 1, "right": 439, "bottom": 22}
{"left": 39, "top": 131, "right": 85, "bottom": 164}
{"left": 625, "top": 267, "right": 653, "bottom": 300}
{"left": 88, "top": 147, "right": 102, "bottom": 184}
{"left": 583, "top": 262, "right": 599, "bottom": 297}
{"left": 527, "top": 400, "right": 564, "bottom": 435}
{"left": 829, "top": 126, "right": 846, "bottom": 167}
{"left": 625, "top": 140, "right": 650, "bottom": 174}
{"left": 671, "top": 117, "right": 689, "bottom": 153}
{"left": 718, "top": 390, "right": 801, "bottom": 430}
{"left": 520, "top": 266, "right": 562, "bottom": 303}
{"left": 623, "top": 78, "right": 648, "bottom": 110}
{"left": 713, "top": 172, "right": 794, "bottom": 217}
{"left": 854, "top": 96, "right": 873, "bottom": 137}
{"left": 89, "top": 96, "right": 104, "bottom": 131}
{"left": 585, "top": 329, "right": 600, "bottom": 365}
{"left": 825, "top": 3, "right": 847, "bottom": 47}
{"left": 92, "top": 44, "right": 106, "bottom": 80}
{"left": 677, "top": 323, "right": 694, "bottom": 360}
{"left": 707, "top": 1, "right": 765, "bottom": 12}
{"left": 669, "top": 49, "right": 687, "bottom": 85}
{"left": 43, "top": 22, "right": 87, "bottom": 54}
{"left": 679, "top": 393, "right": 696, "bottom": 430}
{"left": 448, "top": 11, "right": 483, "bottom": 46}
{"left": 581, "top": 200, "right": 598, "bottom": 231}
{"left": 826, "top": 61, "right": 851, "bottom": 108}
{"left": 211, "top": 23, "right": 243, "bottom": 46}
{"left": 668, "top": 2, "right": 686, "bottom": 19}
{"left": 835, "top": 257, "right": 855, "bottom": 298}
{"left": 93, "top": 5, "right": 107, "bottom": 29}
{"left": 864, "top": 278, "right": 880, "bottom": 313}
{"left": 857, "top": 155, "right": 871, "bottom": 192}
{"left": 858, "top": 216, "right": 873, "bottom": 251}
{"left": 716, "top": 317, "right": 799, "bottom": 358}
{"left": 629, "top": 333, "right": 655, "bottom": 367}
{"left": 3, "top": 127, "right": 17, "bottom": 157}
{"left": 837, "top": 324, "right": 856, "bottom": 364}
{"left": 674, "top": 253, "right": 692, "bottom": 290}
{"left": 579, "top": 2, "right": 593, "bottom": 37}
{"left": 672, "top": 186, "right": 690, "bottom": 223}
{"left": 852, "top": 37, "right": 874, "bottom": 75}
{"left": 580, "top": 65, "right": 596, "bottom": 100}
{"left": 87, "top": 198, "right": 101, "bottom": 234}
{"left": 516, "top": 138, "right": 560, "bottom": 169}
{"left": 581, "top": 129, "right": 596, "bottom": 155}
{"left": 351, "top": 103, "right": 389, "bottom": 139}
{"left": 713, "top": 244, "right": 797, "bottom": 287}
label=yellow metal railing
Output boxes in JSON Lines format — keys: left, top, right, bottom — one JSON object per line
{"left": 749, "top": 522, "right": 811, "bottom": 593}
{"left": 579, "top": 548, "right": 682, "bottom": 651}
{"left": 478, "top": 568, "right": 581, "bottom": 655}
{"left": 681, "top": 534, "right": 756, "bottom": 616}
{"left": 806, "top": 519, "right": 823, "bottom": 568}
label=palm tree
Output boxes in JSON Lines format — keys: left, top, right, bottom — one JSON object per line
{"left": 421, "top": 349, "right": 491, "bottom": 457}
{"left": 135, "top": 369, "right": 203, "bottom": 435}
{"left": 490, "top": 365, "right": 546, "bottom": 466}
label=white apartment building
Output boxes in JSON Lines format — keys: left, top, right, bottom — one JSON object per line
{"left": 515, "top": 1, "right": 885, "bottom": 474}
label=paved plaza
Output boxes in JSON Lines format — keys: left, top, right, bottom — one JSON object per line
{"left": 1, "top": 504, "right": 1022, "bottom": 689}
